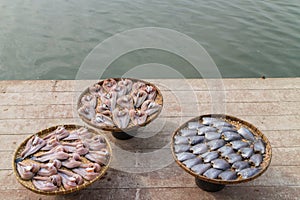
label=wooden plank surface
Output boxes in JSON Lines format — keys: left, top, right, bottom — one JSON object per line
{"left": 0, "top": 78, "right": 299, "bottom": 200}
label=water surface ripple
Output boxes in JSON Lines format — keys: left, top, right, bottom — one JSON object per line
{"left": 0, "top": 0, "right": 299, "bottom": 79}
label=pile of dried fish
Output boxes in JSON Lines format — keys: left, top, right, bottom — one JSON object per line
{"left": 15, "top": 126, "right": 110, "bottom": 192}
{"left": 78, "top": 78, "right": 162, "bottom": 130}
{"left": 173, "top": 117, "right": 267, "bottom": 181}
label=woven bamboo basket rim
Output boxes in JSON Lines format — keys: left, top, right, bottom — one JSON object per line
{"left": 12, "top": 124, "right": 112, "bottom": 195}
{"left": 171, "top": 114, "right": 272, "bottom": 185}
{"left": 77, "top": 78, "right": 163, "bottom": 133}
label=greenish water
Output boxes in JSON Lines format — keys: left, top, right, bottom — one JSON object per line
{"left": 0, "top": 0, "right": 299, "bottom": 79}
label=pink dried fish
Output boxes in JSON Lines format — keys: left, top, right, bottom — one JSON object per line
{"left": 102, "top": 78, "right": 117, "bottom": 92}
{"left": 84, "top": 135, "right": 107, "bottom": 151}
{"left": 32, "top": 146, "right": 69, "bottom": 162}
{"left": 16, "top": 161, "right": 40, "bottom": 180}
{"left": 61, "top": 141, "right": 89, "bottom": 156}
{"left": 91, "top": 113, "right": 114, "bottom": 128}
{"left": 21, "top": 135, "right": 46, "bottom": 159}
{"left": 85, "top": 149, "right": 110, "bottom": 165}
{"left": 129, "top": 110, "right": 147, "bottom": 125}
{"left": 62, "top": 153, "right": 82, "bottom": 169}
{"left": 112, "top": 108, "right": 130, "bottom": 129}
{"left": 63, "top": 127, "right": 93, "bottom": 141}
{"left": 141, "top": 100, "right": 161, "bottom": 116}
{"left": 118, "top": 79, "right": 133, "bottom": 94}
{"left": 117, "top": 95, "right": 134, "bottom": 109}
{"left": 58, "top": 169, "right": 84, "bottom": 190}
{"left": 101, "top": 92, "right": 117, "bottom": 111}
{"left": 96, "top": 103, "right": 112, "bottom": 115}
{"left": 32, "top": 175, "right": 62, "bottom": 192}
{"left": 72, "top": 163, "right": 101, "bottom": 181}
{"left": 44, "top": 126, "right": 70, "bottom": 141}
{"left": 89, "top": 83, "right": 106, "bottom": 97}
{"left": 81, "top": 94, "right": 97, "bottom": 108}
{"left": 141, "top": 85, "right": 157, "bottom": 100}
{"left": 132, "top": 81, "right": 146, "bottom": 91}
{"left": 131, "top": 90, "right": 147, "bottom": 108}
{"left": 78, "top": 104, "right": 96, "bottom": 120}
{"left": 112, "top": 84, "right": 127, "bottom": 98}
{"left": 38, "top": 161, "right": 59, "bottom": 177}
{"left": 41, "top": 136, "right": 60, "bottom": 151}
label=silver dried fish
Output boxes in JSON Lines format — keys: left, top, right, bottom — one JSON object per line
{"left": 238, "top": 127, "right": 255, "bottom": 142}
{"left": 190, "top": 143, "right": 208, "bottom": 155}
{"left": 191, "top": 163, "right": 211, "bottom": 175}
{"left": 183, "top": 157, "right": 202, "bottom": 168}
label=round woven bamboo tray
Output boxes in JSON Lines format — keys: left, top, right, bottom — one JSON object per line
{"left": 77, "top": 78, "right": 163, "bottom": 133}
{"left": 13, "top": 124, "right": 112, "bottom": 195}
{"left": 171, "top": 114, "right": 272, "bottom": 191}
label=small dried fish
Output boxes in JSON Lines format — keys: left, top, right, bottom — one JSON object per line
{"left": 198, "top": 126, "right": 218, "bottom": 136}
{"left": 180, "top": 129, "right": 198, "bottom": 137}
{"left": 78, "top": 105, "right": 96, "bottom": 120}
{"left": 81, "top": 94, "right": 97, "bottom": 108}
{"left": 142, "top": 85, "right": 157, "bottom": 100}
{"left": 182, "top": 157, "right": 202, "bottom": 168}
{"left": 218, "top": 126, "right": 237, "bottom": 133}
{"left": 174, "top": 135, "right": 189, "bottom": 145}
{"left": 38, "top": 161, "right": 60, "bottom": 176}
{"left": 225, "top": 153, "right": 242, "bottom": 164}
{"left": 203, "top": 168, "right": 223, "bottom": 179}
{"left": 102, "top": 78, "right": 117, "bottom": 92}
{"left": 207, "top": 139, "right": 225, "bottom": 150}
{"left": 238, "top": 127, "right": 255, "bottom": 142}
{"left": 117, "top": 95, "right": 134, "bottom": 109}
{"left": 176, "top": 152, "right": 196, "bottom": 162}
{"left": 132, "top": 90, "right": 147, "bottom": 108}
{"left": 58, "top": 169, "right": 84, "bottom": 190}
{"left": 202, "top": 151, "right": 219, "bottom": 163}
{"left": 85, "top": 150, "right": 110, "bottom": 165}
{"left": 63, "top": 128, "right": 92, "bottom": 141}
{"left": 202, "top": 117, "right": 223, "bottom": 125}
{"left": 112, "top": 84, "right": 127, "bottom": 98}
{"left": 21, "top": 135, "right": 46, "bottom": 159}
{"left": 238, "top": 147, "right": 254, "bottom": 159}
{"left": 212, "top": 121, "right": 233, "bottom": 128}
{"left": 17, "top": 161, "right": 40, "bottom": 180}
{"left": 230, "top": 140, "right": 249, "bottom": 150}
{"left": 61, "top": 153, "right": 82, "bottom": 169}
{"left": 232, "top": 161, "right": 250, "bottom": 172}
{"left": 72, "top": 163, "right": 101, "bottom": 181}
{"left": 188, "top": 136, "right": 205, "bottom": 145}
{"left": 218, "top": 170, "right": 237, "bottom": 180}
{"left": 112, "top": 108, "right": 130, "bottom": 129}
{"left": 238, "top": 167, "right": 260, "bottom": 179}
{"left": 190, "top": 143, "right": 208, "bottom": 155}
{"left": 32, "top": 175, "right": 62, "bottom": 192}
{"left": 187, "top": 122, "right": 204, "bottom": 130}
{"left": 118, "top": 79, "right": 133, "bottom": 94}
{"left": 174, "top": 144, "right": 190, "bottom": 153}
{"left": 212, "top": 159, "right": 230, "bottom": 170}
{"left": 191, "top": 163, "right": 211, "bottom": 175}
{"left": 218, "top": 146, "right": 234, "bottom": 157}
{"left": 254, "top": 139, "right": 266, "bottom": 154}
{"left": 222, "top": 131, "right": 242, "bottom": 141}
{"left": 100, "top": 92, "right": 117, "bottom": 111}
{"left": 92, "top": 113, "right": 115, "bottom": 127}
{"left": 141, "top": 100, "right": 161, "bottom": 116}
{"left": 129, "top": 110, "right": 147, "bottom": 126}
{"left": 205, "top": 132, "right": 221, "bottom": 141}
{"left": 249, "top": 154, "right": 263, "bottom": 167}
